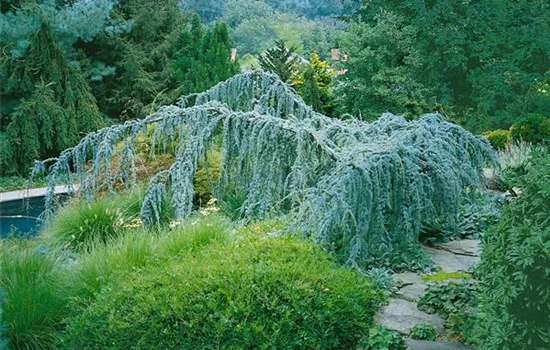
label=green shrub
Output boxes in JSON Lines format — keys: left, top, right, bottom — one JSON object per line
{"left": 482, "top": 129, "right": 510, "bottom": 150}
{"left": 358, "top": 325, "right": 406, "bottom": 350}
{"left": 0, "top": 245, "right": 69, "bottom": 350}
{"left": 410, "top": 323, "right": 437, "bottom": 341}
{"left": 61, "top": 232, "right": 384, "bottom": 349}
{"left": 510, "top": 114, "right": 550, "bottom": 144}
{"left": 417, "top": 280, "right": 478, "bottom": 343}
{"left": 475, "top": 153, "right": 550, "bottom": 350}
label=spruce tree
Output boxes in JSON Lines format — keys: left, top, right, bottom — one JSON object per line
{"left": 258, "top": 40, "right": 301, "bottom": 82}
{"left": 172, "top": 16, "right": 239, "bottom": 95}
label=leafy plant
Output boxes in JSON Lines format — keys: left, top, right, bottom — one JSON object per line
{"left": 0, "top": 245, "right": 70, "bottom": 350}
{"left": 475, "top": 152, "right": 550, "bottom": 350}
{"left": 32, "top": 72, "right": 496, "bottom": 270}
{"left": 495, "top": 141, "right": 546, "bottom": 190}
{"left": 358, "top": 325, "right": 406, "bottom": 350}
{"left": 417, "top": 280, "right": 478, "bottom": 343}
{"left": 410, "top": 323, "right": 437, "bottom": 341}
{"left": 421, "top": 190, "right": 502, "bottom": 242}
{"left": 61, "top": 231, "right": 384, "bottom": 349}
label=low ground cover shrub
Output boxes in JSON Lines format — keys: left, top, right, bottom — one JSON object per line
{"left": 474, "top": 152, "right": 550, "bottom": 350}
{"left": 358, "top": 325, "right": 406, "bottom": 350}
{"left": 61, "top": 230, "right": 384, "bottom": 349}
{"left": 0, "top": 244, "right": 70, "bottom": 350}
{"left": 410, "top": 323, "right": 437, "bottom": 341}
{"left": 417, "top": 280, "right": 478, "bottom": 343}
{"left": 73, "top": 215, "right": 231, "bottom": 300}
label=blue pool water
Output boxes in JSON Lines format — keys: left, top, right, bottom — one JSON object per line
{"left": 0, "top": 196, "right": 47, "bottom": 238}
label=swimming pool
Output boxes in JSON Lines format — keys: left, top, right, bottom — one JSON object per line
{"left": 0, "top": 196, "right": 47, "bottom": 238}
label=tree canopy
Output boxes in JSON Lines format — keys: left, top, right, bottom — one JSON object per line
{"left": 0, "top": 0, "right": 238, "bottom": 175}
{"left": 336, "top": 0, "right": 550, "bottom": 131}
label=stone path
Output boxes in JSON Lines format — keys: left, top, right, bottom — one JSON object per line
{"left": 374, "top": 239, "right": 480, "bottom": 349}
{"left": 406, "top": 339, "right": 473, "bottom": 350}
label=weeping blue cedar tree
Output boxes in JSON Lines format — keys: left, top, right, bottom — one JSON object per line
{"left": 30, "top": 72, "right": 496, "bottom": 270}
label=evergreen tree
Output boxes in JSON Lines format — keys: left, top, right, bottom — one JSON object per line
{"left": 171, "top": 16, "right": 239, "bottom": 95}
{"left": 0, "top": 22, "right": 103, "bottom": 174}
{"left": 258, "top": 40, "right": 301, "bottom": 82}
{"left": 337, "top": 0, "right": 550, "bottom": 130}
{"left": 292, "top": 52, "right": 334, "bottom": 114}
{"left": 80, "top": 0, "right": 187, "bottom": 120}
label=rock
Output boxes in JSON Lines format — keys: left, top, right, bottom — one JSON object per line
{"left": 423, "top": 246, "right": 479, "bottom": 272}
{"left": 483, "top": 168, "right": 498, "bottom": 190}
{"left": 395, "top": 273, "right": 428, "bottom": 301}
{"left": 405, "top": 339, "right": 473, "bottom": 350}
{"left": 433, "top": 239, "right": 481, "bottom": 257}
{"left": 375, "top": 298, "right": 445, "bottom": 335}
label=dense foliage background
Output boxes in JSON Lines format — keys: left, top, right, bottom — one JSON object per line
{"left": 335, "top": 0, "right": 550, "bottom": 132}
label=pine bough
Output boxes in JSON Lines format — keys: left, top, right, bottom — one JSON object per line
{"left": 31, "top": 72, "right": 496, "bottom": 269}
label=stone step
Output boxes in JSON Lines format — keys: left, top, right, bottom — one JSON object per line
{"left": 406, "top": 339, "right": 473, "bottom": 350}
{"left": 374, "top": 298, "right": 445, "bottom": 335}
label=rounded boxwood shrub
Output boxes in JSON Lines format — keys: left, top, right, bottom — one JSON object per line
{"left": 510, "top": 114, "right": 550, "bottom": 144}
{"left": 60, "top": 234, "right": 384, "bottom": 349}
{"left": 475, "top": 153, "right": 550, "bottom": 350}
{"left": 482, "top": 129, "right": 510, "bottom": 150}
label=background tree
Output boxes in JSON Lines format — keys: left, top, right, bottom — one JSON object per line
{"left": 292, "top": 52, "right": 335, "bottom": 114}
{"left": 171, "top": 18, "right": 240, "bottom": 95}
{"left": 0, "top": 21, "right": 103, "bottom": 174}
{"left": 336, "top": 0, "right": 550, "bottom": 131}
{"left": 258, "top": 40, "right": 301, "bottom": 82}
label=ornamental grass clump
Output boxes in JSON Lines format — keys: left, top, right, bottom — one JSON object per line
{"left": 0, "top": 244, "right": 70, "bottom": 350}
{"left": 31, "top": 72, "right": 496, "bottom": 269}
{"left": 42, "top": 186, "right": 173, "bottom": 252}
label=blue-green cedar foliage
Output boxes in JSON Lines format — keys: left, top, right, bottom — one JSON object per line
{"left": 0, "top": 0, "right": 117, "bottom": 58}
{"left": 31, "top": 72, "right": 496, "bottom": 269}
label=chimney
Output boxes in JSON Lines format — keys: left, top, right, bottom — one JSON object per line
{"left": 331, "top": 48, "right": 340, "bottom": 60}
